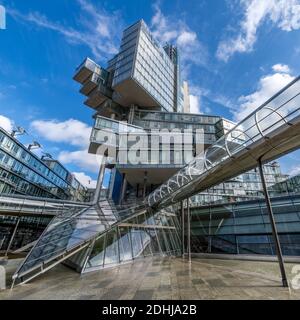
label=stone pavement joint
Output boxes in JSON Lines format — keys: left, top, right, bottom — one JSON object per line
{"left": 0, "top": 257, "right": 300, "bottom": 300}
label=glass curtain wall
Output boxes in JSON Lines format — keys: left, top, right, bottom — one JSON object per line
{"left": 83, "top": 207, "right": 181, "bottom": 273}
{"left": 189, "top": 195, "right": 300, "bottom": 256}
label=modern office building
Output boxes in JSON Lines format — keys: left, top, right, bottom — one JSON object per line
{"left": 0, "top": 126, "right": 92, "bottom": 254}
{"left": 191, "top": 161, "right": 287, "bottom": 206}
{"left": 73, "top": 18, "right": 287, "bottom": 207}
{"left": 3, "top": 20, "right": 300, "bottom": 287}
{"left": 0, "top": 126, "right": 88, "bottom": 202}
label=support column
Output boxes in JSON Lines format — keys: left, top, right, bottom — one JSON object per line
{"left": 5, "top": 218, "right": 20, "bottom": 257}
{"left": 136, "top": 183, "right": 139, "bottom": 197}
{"left": 93, "top": 161, "right": 106, "bottom": 204}
{"left": 108, "top": 167, "right": 116, "bottom": 199}
{"left": 181, "top": 201, "right": 185, "bottom": 257}
{"left": 143, "top": 171, "right": 148, "bottom": 198}
{"left": 128, "top": 104, "right": 135, "bottom": 123}
{"left": 187, "top": 198, "right": 191, "bottom": 263}
{"left": 119, "top": 174, "right": 127, "bottom": 205}
{"left": 258, "top": 158, "right": 288, "bottom": 287}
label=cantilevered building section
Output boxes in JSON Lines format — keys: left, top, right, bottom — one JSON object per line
{"left": 9, "top": 19, "right": 300, "bottom": 287}
{"left": 74, "top": 20, "right": 182, "bottom": 113}
{"left": 11, "top": 74, "right": 300, "bottom": 286}
{"left": 73, "top": 19, "right": 288, "bottom": 207}
{"left": 111, "top": 20, "right": 179, "bottom": 111}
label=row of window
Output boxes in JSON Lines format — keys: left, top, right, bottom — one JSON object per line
{"left": 0, "top": 147, "right": 70, "bottom": 192}
{"left": 0, "top": 172, "right": 61, "bottom": 199}
{"left": 134, "top": 62, "right": 174, "bottom": 112}
{"left": 134, "top": 119, "right": 216, "bottom": 132}
{"left": 122, "top": 21, "right": 141, "bottom": 39}
{"left": 135, "top": 111, "right": 220, "bottom": 124}
{"left": 140, "top": 25, "right": 175, "bottom": 71}
{"left": 136, "top": 43, "right": 175, "bottom": 97}
{"left": 138, "top": 30, "right": 175, "bottom": 82}
{"left": 113, "top": 60, "right": 133, "bottom": 79}
{"left": 95, "top": 117, "right": 141, "bottom": 133}
{"left": 0, "top": 130, "right": 86, "bottom": 199}
{"left": 0, "top": 132, "right": 71, "bottom": 189}
{"left": 0, "top": 152, "right": 70, "bottom": 198}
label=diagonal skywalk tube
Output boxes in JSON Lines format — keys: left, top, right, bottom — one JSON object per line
{"left": 146, "top": 76, "right": 300, "bottom": 210}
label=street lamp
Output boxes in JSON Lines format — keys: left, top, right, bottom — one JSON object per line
{"left": 41, "top": 153, "right": 53, "bottom": 161}
{"left": 28, "top": 141, "right": 42, "bottom": 151}
{"left": 11, "top": 126, "right": 27, "bottom": 138}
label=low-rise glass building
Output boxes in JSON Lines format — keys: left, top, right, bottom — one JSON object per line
{"left": 0, "top": 127, "right": 88, "bottom": 202}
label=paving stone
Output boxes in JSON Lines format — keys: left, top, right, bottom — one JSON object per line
{"left": 133, "top": 289, "right": 154, "bottom": 300}
{"left": 1, "top": 257, "right": 299, "bottom": 300}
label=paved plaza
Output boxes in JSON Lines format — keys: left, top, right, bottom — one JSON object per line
{"left": 1, "top": 257, "right": 300, "bottom": 300}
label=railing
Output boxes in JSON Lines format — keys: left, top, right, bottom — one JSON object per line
{"left": 147, "top": 76, "right": 300, "bottom": 208}
{"left": 0, "top": 194, "right": 89, "bottom": 216}
{"left": 94, "top": 115, "right": 143, "bottom": 134}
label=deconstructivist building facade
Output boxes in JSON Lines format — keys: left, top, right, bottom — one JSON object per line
{"left": 2, "top": 19, "right": 300, "bottom": 286}
{"left": 73, "top": 19, "right": 287, "bottom": 208}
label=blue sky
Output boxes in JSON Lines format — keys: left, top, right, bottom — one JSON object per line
{"left": 1, "top": 0, "right": 300, "bottom": 186}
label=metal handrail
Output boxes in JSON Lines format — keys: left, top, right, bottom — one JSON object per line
{"left": 147, "top": 76, "right": 300, "bottom": 208}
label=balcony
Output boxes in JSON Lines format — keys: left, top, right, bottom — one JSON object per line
{"left": 84, "top": 84, "right": 113, "bottom": 109}
{"left": 88, "top": 116, "right": 143, "bottom": 155}
{"left": 73, "top": 58, "right": 100, "bottom": 84}
{"left": 80, "top": 73, "right": 101, "bottom": 96}
{"left": 89, "top": 127, "right": 118, "bottom": 155}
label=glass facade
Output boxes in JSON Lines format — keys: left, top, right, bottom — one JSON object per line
{"left": 83, "top": 207, "right": 180, "bottom": 273}
{"left": 191, "top": 162, "right": 286, "bottom": 206}
{"left": 111, "top": 21, "right": 139, "bottom": 87}
{"left": 0, "top": 127, "right": 88, "bottom": 201}
{"left": 10, "top": 19, "right": 297, "bottom": 286}
{"left": 147, "top": 77, "right": 300, "bottom": 208}
{"left": 269, "top": 174, "right": 300, "bottom": 196}
{"left": 133, "top": 22, "right": 176, "bottom": 112}
{"left": 0, "top": 215, "right": 51, "bottom": 252}
{"left": 111, "top": 20, "right": 179, "bottom": 112}
{"left": 12, "top": 200, "right": 180, "bottom": 283}
{"left": 189, "top": 195, "right": 300, "bottom": 256}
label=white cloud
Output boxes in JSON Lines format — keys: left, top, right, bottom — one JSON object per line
{"left": 151, "top": 3, "right": 207, "bottom": 72}
{"left": 58, "top": 149, "right": 101, "bottom": 174}
{"left": 188, "top": 85, "right": 207, "bottom": 114}
{"left": 177, "top": 31, "right": 197, "bottom": 46}
{"left": 290, "top": 165, "right": 300, "bottom": 176}
{"left": 31, "top": 118, "right": 91, "bottom": 148}
{"left": 30, "top": 117, "right": 104, "bottom": 174}
{"left": 8, "top": 0, "right": 123, "bottom": 60}
{"left": 217, "top": 0, "right": 300, "bottom": 61}
{"left": 72, "top": 171, "right": 97, "bottom": 188}
{"left": 188, "top": 85, "right": 235, "bottom": 115}
{"left": 235, "top": 66, "right": 294, "bottom": 121}
{"left": 0, "top": 115, "right": 14, "bottom": 133}
{"left": 272, "top": 64, "right": 291, "bottom": 73}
